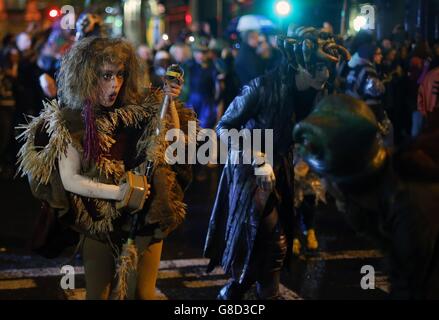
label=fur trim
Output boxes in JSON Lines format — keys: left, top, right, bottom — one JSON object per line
{"left": 113, "top": 242, "right": 138, "bottom": 300}
{"left": 17, "top": 92, "right": 198, "bottom": 237}
{"left": 95, "top": 101, "right": 161, "bottom": 180}
{"left": 71, "top": 194, "right": 121, "bottom": 234}
{"left": 16, "top": 99, "right": 71, "bottom": 185}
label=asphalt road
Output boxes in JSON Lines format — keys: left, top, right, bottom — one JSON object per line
{"left": 0, "top": 167, "right": 390, "bottom": 300}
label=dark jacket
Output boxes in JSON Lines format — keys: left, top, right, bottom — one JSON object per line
{"left": 204, "top": 66, "right": 317, "bottom": 278}
{"left": 346, "top": 53, "right": 386, "bottom": 121}
{"left": 234, "top": 43, "right": 265, "bottom": 87}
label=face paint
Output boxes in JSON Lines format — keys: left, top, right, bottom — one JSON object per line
{"left": 97, "top": 63, "right": 125, "bottom": 107}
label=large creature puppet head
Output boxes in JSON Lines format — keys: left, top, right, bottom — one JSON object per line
{"left": 293, "top": 94, "right": 387, "bottom": 185}
{"left": 277, "top": 26, "right": 351, "bottom": 91}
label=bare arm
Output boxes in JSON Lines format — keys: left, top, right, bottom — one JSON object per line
{"left": 58, "top": 144, "right": 126, "bottom": 201}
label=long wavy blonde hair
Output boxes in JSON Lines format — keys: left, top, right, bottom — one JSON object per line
{"left": 57, "top": 37, "right": 144, "bottom": 110}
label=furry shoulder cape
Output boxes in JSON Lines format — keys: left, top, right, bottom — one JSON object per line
{"left": 17, "top": 92, "right": 198, "bottom": 238}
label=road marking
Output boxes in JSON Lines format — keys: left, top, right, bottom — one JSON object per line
{"left": 159, "top": 258, "right": 210, "bottom": 269}
{"left": 0, "top": 254, "right": 387, "bottom": 300}
{"left": 375, "top": 275, "right": 390, "bottom": 293}
{"left": 64, "top": 288, "right": 86, "bottom": 300}
{"left": 157, "top": 269, "right": 182, "bottom": 279}
{"left": 63, "top": 288, "right": 168, "bottom": 300}
{"left": 0, "top": 251, "right": 384, "bottom": 280}
{"left": 0, "top": 266, "right": 85, "bottom": 280}
{"left": 0, "top": 279, "right": 37, "bottom": 290}
{"left": 299, "top": 250, "right": 383, "bottom": 261}
{"left": 0, "top": 259, "right": 212, "bottom": 279}
{"left": 183, "top": 279, "right": 228, "bottom": 288}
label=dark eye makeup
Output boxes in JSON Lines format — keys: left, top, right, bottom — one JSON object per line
{"left": 100, "top": 70, "right": 126, "bottom": 81}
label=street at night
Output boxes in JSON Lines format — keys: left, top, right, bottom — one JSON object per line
{"left": 1, "top": 171, "right": 389, "bottom": 300}
{"left": 1, "top": 0, "right": 439, "bottom": 305}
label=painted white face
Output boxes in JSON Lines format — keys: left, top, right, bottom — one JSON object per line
{"left": 97, "top": 63, "right": 125, "bottom": 108}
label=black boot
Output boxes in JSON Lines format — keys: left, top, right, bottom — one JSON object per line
{"left": 255, "top": 216, "right": 288, "bottom": 300}
{"left": 217, "top": 281, "right": 246, "bottom": 300}
{"left": 256, "top": 271, "right": 282, "bottom": 300}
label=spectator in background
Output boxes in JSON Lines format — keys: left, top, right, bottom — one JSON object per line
{"left": 430, "top": 43, "right": 439, "bottom": 70}
{"left": 234, "top": 30, "right": 265, "bottom": 87}
{"left": 374, "top": 46, "right": 384, "bottom": 76}
{"left": 391, "top": 24, "right": 407, "bottom": 49}
{"left": 208, "top": 38, "right": 240, "bottom": 120}
{"left": 137, "top": 44, "right": 154, "bottom": 67}
{"left": 382, "top": 47, "right": 405, "bottom": 145}
{"left": 169, "top": 42, "right": 192, "bottom": 64}
{"left": 36, "top": 27, "right": 73, "bottom": 101}
{"left": 15, "top": 32, "right": 42, "bottom": 118}
{"left": 150, "top": 50, "right": 172, "bottom": 89}
{"left": 381, "top": 38, "right": 393, "bottom": 51}
{"left": 182, "top": 39, "right": 219, "bottom": 129}
{"left": 200, "top": 21, "right": 213, "bottom": 42}
{"left": 137, "top": 44, "right": 153, "bottom": 86}
{"left": 219, "top": 48, "right": 240, "bottom": 115}
{"left": 0, "top": 45, "right": 19, "bottom": 179}
{"left": 257, "top": 34, "right": 282, "bottom": 73}
{"left": 346, "top": 32, "right": 393, "bottom": 145}
{"left": 16, "top": 32, "right": 32, "bottom": 53}
{"left": 1, "top": 33, "right": 16, "bottom": 49}
{"left": 407, "top": 39, "right": 432, "bottom": 137}
{"left": 417, "top": 66, "right": 439, "bottom": 130}
{"left": 322, "top": 21, "right": 334, "bottom": 34}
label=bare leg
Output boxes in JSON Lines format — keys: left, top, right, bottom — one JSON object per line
{"left": 135, "top": 240, "right": 163, "bottom": 300}
{"left": 82, "top": 236, "right": 116, "bottom": 300}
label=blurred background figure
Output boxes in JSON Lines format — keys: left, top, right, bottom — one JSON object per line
{"left": 234, "top": 29, "right": 264, "bottom": 87}
{"left": 407, "top": 38, "right": 432, "bottom": 137}
{"left": 257, "top": 34, "right": 282, "bottom": 74}
{"left": 75, "top": 13, "right": 106, "bottom": 41}
{"left": 322, "top": 21, "right": 334, "bottom": 34}
{"left": 15, "top": 31, "right": 41, "bottom": 118}
{"left": 170, "top": 42, "right": 192, "bottom": 65}
{"left": 0, "top": 44, "right": 18, "bottom": 179}
{"left": 345, "top": 31, "right": 393, "bottom": 145}
{"left": 208, "top": 38, "right": 239, "bottom": 119}
{"left": 417, "top": 65, "right": 439, "bottom": 130}
{"left": 137, "top": 44, "right": 154, "bottom": 87}
{"left": 150, "top": 50, "right": 172, "bottom": 89}
{"left": 181, "top": 38, "right": 220, "bottom": 130}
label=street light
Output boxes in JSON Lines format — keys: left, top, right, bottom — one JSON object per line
{"left": 49, "top": 9, "right": 59, "bottom": 18}
{"left": 275, "top": 0, "right": 292, "bottom": 17}
{"left": 353, "top": 15, "right": 367, "bottom": 32}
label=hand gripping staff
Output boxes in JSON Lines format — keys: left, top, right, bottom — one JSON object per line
{"left": 113, "top": 64, "right": 184, "bottom": 299}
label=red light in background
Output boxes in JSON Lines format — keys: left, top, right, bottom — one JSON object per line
{"left": 185, "top": 13, "right": 192, "bottom": 25}
{"left": 49, "top": 9, "right": 59, "bottom": 18}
